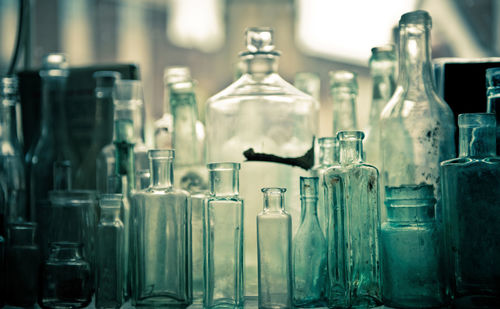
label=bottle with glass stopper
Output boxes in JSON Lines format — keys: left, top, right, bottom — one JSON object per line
{"left": 486, "top": 67, "right": 500, "bottom": 155}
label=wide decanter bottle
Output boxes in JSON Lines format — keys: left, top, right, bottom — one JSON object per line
{"left": 380, "top": 11, "right": 455, "bottom": 220}
{"left": 205, "top": 27, "right": 318, "bottom": 295}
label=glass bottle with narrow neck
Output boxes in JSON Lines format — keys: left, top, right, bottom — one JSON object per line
{"left": 441, "top": 113, "right": 500, "bottom": 304}
{"left": 380, "top": 10, "right": 455, "bottom": 223}
{"left": 257, "top": 188, "right": 293, "bottom": 309}
{"left": 324, "top": 131, "right": 381, "bottom": 308}
{"left": 0, "top": 77, "right": 26, "bottom": 223}
{"left": 204, "top": 163, "right": 244, "bottom": 308}
{"left": 293, "top": 177, "right": 327, "bottom": 307}
{"left": 131, "top": 150, "right": 192, "bottom": 307}
{"left": 364, "top": 45, "right": 397, "bottom": 167}
{"left": 486, "top": 67, "right": 500, "bottom": 155}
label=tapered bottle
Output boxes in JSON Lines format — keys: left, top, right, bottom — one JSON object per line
{"left": 257, "top": 188, "right": 293, "bottom": 309}
{"left": 364, "top": 45, "right": 397, "bottom": 167}
{"left": 204, "top": 163, "right": 244, "bottom": 308}
{"left": 131, "top": 150, "right": 192, "bottom": 307}
{"left": 380, "top": 11, "right": 455, "bottom": 221}
{"left": 324, "top": 131, "right": 381, "bottom": 308}
{"left": 293, "top": 177, "right": 327, "bottom": 307}
{"left": 441, "top": 113, "right": 500, "bottom": 305}
{"left": 486, "top": 67, "right": 500, "bottom": 155}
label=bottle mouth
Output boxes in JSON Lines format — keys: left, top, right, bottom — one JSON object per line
{"left": 337, "top": 131, "right": 365, "bottom": 141}
{"left": 458, "top": 113, "right": 496, "bottom": 128}
{"left": 99, "top": 193, "right": 123, "bottom": 204}
{"left": 207, "top": 162, "right": 240, "bottom": 171}
{"left": 93, "top": 71, "right": 121, "bottom": 88}
{"left": 399, "top": 10, "right": 432, "bottom": 28}
{"left": 40, "top": 53, "right": 69, "bottom": 78}
{"left": 329, "top": 70, "right": 358, "bottom": 92}
{"left": 148, "top": 149, "right": 175, "bottom": 160}
{"left": 114, "top": 79, "right": 143, "bottom": 101}
{"left": 318, "top": 136, "right": 338, "bottom": 146}
{"left": 261, "top": 187, "right": 287, "bottom": 194}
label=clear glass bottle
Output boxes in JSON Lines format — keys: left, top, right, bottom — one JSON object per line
{"left": 5, "top": 222, "right": 40, "bottom": 307}
{"left": 204, "top": 162, "right": 244, "bottom": 308}
{"left": 206, "top": 28, "right": 318, "bottom": 294}
{"left": 364, "top": 45, "right": 397, "bottom": 167}
{"left": 40, "top": 241, "right": 92, "bottom": 309}
{"left": 381, "top": 185, "right": 449, "bottom": 308}
{"left": 75, "top": 71, "right": 121, "bottom": 190}
{"left": 293, "top": 177, "right": 327, "bottom": 307}
{"left": 131, "top": 150, "right": 192, "bottom": 307}
{"left": 324, "top": 131, "right": 381, "bottom": 308}
{"left": 441, "top": 113, "right": 500, "bottom": 304}
{"left": 380, "top": 11, "right": 455, "bottom": 221}
{"left": 294, "top": 72, "right": 321, "bottom": 102}
{"left": 310, "top": 137, "right": 337, "bottom": 236}
{"left": 0, "top": 77, "right": 26, "bottom": 223}
{"left": 96, "top": 194, "right": 124, "bottom": 309}
{"left": 330, "top": 70, "right": 358, "bottom": 135}
{"left": 486, "top": 67, "right": 500, "bottom": 155}
{"left": 29, "top": 53, "right": 79, "bottom": 220}
{"left": 257, "top": 188, "right": 293, "bottom": 309}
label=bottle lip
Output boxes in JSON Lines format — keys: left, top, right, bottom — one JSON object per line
{"left": 163, "top": 66, "right": 191, "bottom": 85}
{"left": 93, "top": 71, "right": 121, "bottom": 88}
{"left": 329, "top": 70, "right": 358, "bottom": 92}
{"left": 399, "top": 10, "right": 432, "bottom": 28}
{"left": 337, "top": 130, "right": 365, "bottom": 141}
{"left": 207, "top": 162, "right": 241, "bottom": 171}
{"left": 1, "top": 76, "right": 18, "bottom": 96}
{"left": 148, "top": 149, "right": 175, "bottom": 159}
{"left": 370, "top": 44, "right": 395, "bottom": 55}
{"left": 40, "top": 53, "right": 69, "bottom": 78}
{"left": 458, "top": 113, "right": 496, "bottom": 128}
{"left": 261, "top": 187, "right": 287, "bottom": 194}
{"left": 99, "top": 193, "right": 123, "bottom": 202}
{"left": 318, "top": 136, "right": 338, "bottom": 145}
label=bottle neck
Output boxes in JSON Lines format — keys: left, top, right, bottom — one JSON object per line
{"left": 100, "top": 207, "right": 121, "bottom": 222}
{"left": 150, "top": 158, "right": 174, "bottom": 188}
{"left": 209, "top": 168, "right": 239, "bottom": 197}
{"left": 369, "top": 73, "right": 396, "bottom": 123}
{"left": 241, "top": 54, "right": 279, "bottom": 78}
{"left": 93, "top": 87, "right": 114, "bottom": 145}
{"left": 385, "top": 185, "right": 435, "bottom": 223}
{"left": 459, "top": 125, "right": 496, "bottom": 157}
{"left": 41, "top": 76, "right": 69, "bottom": 141}
{"left": 263, "top": 189, "right": 285, "bottom": 212}
{"left": 171, "top": 91, "right": 201, "bottom": 165}
{"left": 301, "top": 196, "right": 319, "bottom": 222}
{"left": 49, "top": 242, "right": 83, "bottom": 261}
{"left": 339, "top": 138, "right": 363, "bottom": 164}
{"left": 331, "top": 87, "right": 358, "bottom": 133}
{"left": 0, "top": 103, "right": 19, "bottom": 147}
{"left": 318, "top": 142, "right": 336, "bottom": 165}
{"left": 53, "top": 161, "right": 72, "bottom": 190}
{"left": 8, "top": 224, "right": 37, "bottom": 246}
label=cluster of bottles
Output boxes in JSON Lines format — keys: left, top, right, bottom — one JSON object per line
{"left": 0, "top": 9, "right": 499, "bottom": 309}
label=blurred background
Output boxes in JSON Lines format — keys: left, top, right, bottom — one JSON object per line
{"left": 0, "top": 0, "right": 499, "bottom": 142}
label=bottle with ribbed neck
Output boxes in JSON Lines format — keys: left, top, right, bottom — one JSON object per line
{"left": 257, "top": 188, "right": 293, "bottom": 309}
{"left": 206, "top": 28, "right": 318, "bottom": 295}
{"left": 486, "top": 67, "right": 500, "bottom": 155}
{"left": 324, "top": 131, "right": 381, "bottom": 308}
{"left": 441, "top": 113, "right": 500, "bottom": 304}
{"left": 364, "top": 45, "right": 396, "bottom": 167}
{"left": 131, "top": 150, "right": 192, "bottom": 307}
{"left": 380, "top": 11, "right": 455, "bottom": 223}
{"left": 204, "top": 163, "right": 244, "bottom": 308}
{"left": 293, "top": 177, "right": 327, "bottom": 307}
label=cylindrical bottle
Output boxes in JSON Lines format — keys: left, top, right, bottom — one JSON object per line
{"left": 257, "top": 188, "right": 293, "bottom": 309}
{"left": 381, "top": 185, "right": 449, "bottom": 308}
{"left": 204, "top": 162, "right": 244, "bottom": 308}
{"left": 486, "top": 67, "right": 500, "bottom": 155}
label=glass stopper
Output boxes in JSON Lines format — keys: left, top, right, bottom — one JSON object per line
{"left": 245, "top": 27, "right": 275, "bottom": 53}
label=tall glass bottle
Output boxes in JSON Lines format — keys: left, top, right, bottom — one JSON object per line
{"left": 257, "top": 188, "right": 293, "bottom": 309}
{"left": 380, "top": 10, "right": 455, "bottom": 221}
{"left": 131, "top": 150, "right": 191, "bottom": 307}
{"left": 324, "top": 131, "right": 381, "bottom": 308}
{"left": 96, "top": 194, "right": 124, "bottom": 309}
{"left": 364, "top": 45, "right": 397, "bottom": 167}
{"left": 486, "top": 67, "right": 500, "bottom": 155}
{"left": 29, "top": 53, "right": 79, "bottom": 220}
{"left": 206, "top": 28, "right": 318, "bottom": 294}
{"left": 293, "top": 177, "right": 327, "bottom": 307}
{"left": 294, "top": 72, "right": 321, "bottom": 102}
{"left": 75, "top": 71, "right": 121, "bottom": 190}
{"left": 0, "top": 77, "right": 26, "bottom": 223}
{"left": 441, "top": 113, "right": 500, "bottom": 304}
{"left": 204, "top": 163, "right": 244, "bottom": 308}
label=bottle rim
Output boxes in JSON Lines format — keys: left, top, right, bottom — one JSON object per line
{"left": 337, "top": 130, "right": 365, "bottom": 141}
{"left": 261, "top": 187, "right": 287, "bottom": 193}
{"left": 399, "top": 10, "right": 432, "bottom": 28}
{"left": 148, "top": 149, "right": 175, "bottom": 159}
{"left": 207, "top": 162, "right": 241, "bottom": 171}
{"left": 458, "top": 113, "right": 496, "bottom": 128}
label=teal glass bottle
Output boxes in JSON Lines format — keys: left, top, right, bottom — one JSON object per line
{"left": 324, "top": 131, "right": 381, "bottom": 308}
{"left": 381, "top": 185, "right": 449, "bottom": 308}
{"left": 293, "top": 177, "right": 327, "bottom": 307}
{"left": 204, "top": 163, "right": 244, "bottom": 308}
{"left": 441, "top": 113, "right": 500, "bottom": 305}
{"left": 131, "top": 150, "right": 192, "bottom": 307}
{"left": 486, "top": 67, "right": 500, "bottom": 155}
{"left": 257, "top": 188, "right": 293, "bottom": 309}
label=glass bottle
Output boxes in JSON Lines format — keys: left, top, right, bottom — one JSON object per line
{"left": 0, "top": 77, "right": 26, "bottom": 223}
{"left": 96, "top": 194, "right": 124, "bottom": 309}
{"left": 206, "top": 28, "right": 318, "bottom": 295}
{"left": 324, "top": 131, "right": 381, "bottom": 308}
{"left": 40, "top": 241, "right": 92, "bottom": 309}
{"left": 293, "top": 177, "right": 327, "bottom": 307}
{"left": 257, "top": 188, "right": 293, "bottom": 309}
{"left": 380, "top": 10, "right": 455, "bottom": 221}
{"left": 486, "top": 67, "right": 500, "bottom": 155}
{"left": 330, "top": 70, "right": 358, "bottom": 135}
{"left": 75, "top": 71, "right": 121, "bottom": 190}
{"left": 441, "top": 113, "right": 500, "bottom": 304}
{"left": 364, "top": 45, "right": 397, "bottom": 167}
{"left": 131, "top": 150, "right": 192, "bottom": 307}
{"left": 294, "top": 72, "right": 321, "bottom": 102}
{"left": 5, "top": 222, "right": 40, "bottom": 307}
{"left": 204, "top": 163, "right": 244, "bottom": 308}
{"left": 310, "top": 137, "right": 337, "bottom": 236}
{"left": 381, "top": 185, "right": 449, "bottom": 308}
{"left": 29, "top": 53, "right": 79, "bottom": 220}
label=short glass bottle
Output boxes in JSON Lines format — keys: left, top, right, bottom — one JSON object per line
{"left": 486, "top": 67, "right": 500, "bottom": 155}
{"left": 40, "top": 241, "right": 92, "bottom": 309}
{"left": 324, "top": 131, "right": 381, "bottom": 308}
{"left": 293, "top": 177, "right": 327, "bottom": 307}
{"left": 257, "top": 188, "right": 293, "bottom": 309}
{"left": 204, "top": 163, "right": 244, "bottom": 308}
{"left": 96, "top": 194, "right": 124, "bottom": 309}
{"left": 5, "top": 222, "right": 40, "bottom": 307}
{"left": 131, "top": 150, "right": 192, "bottom": 307}
{"left": 441, "top": 113, "right": 500, "bottom": 305}
{"left": 381, "top": 185, "right": 449, "bottom": 308}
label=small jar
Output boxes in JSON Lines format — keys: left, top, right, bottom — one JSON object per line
{"left": 40, "top": 241, "right": 92, "bottom": 308}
